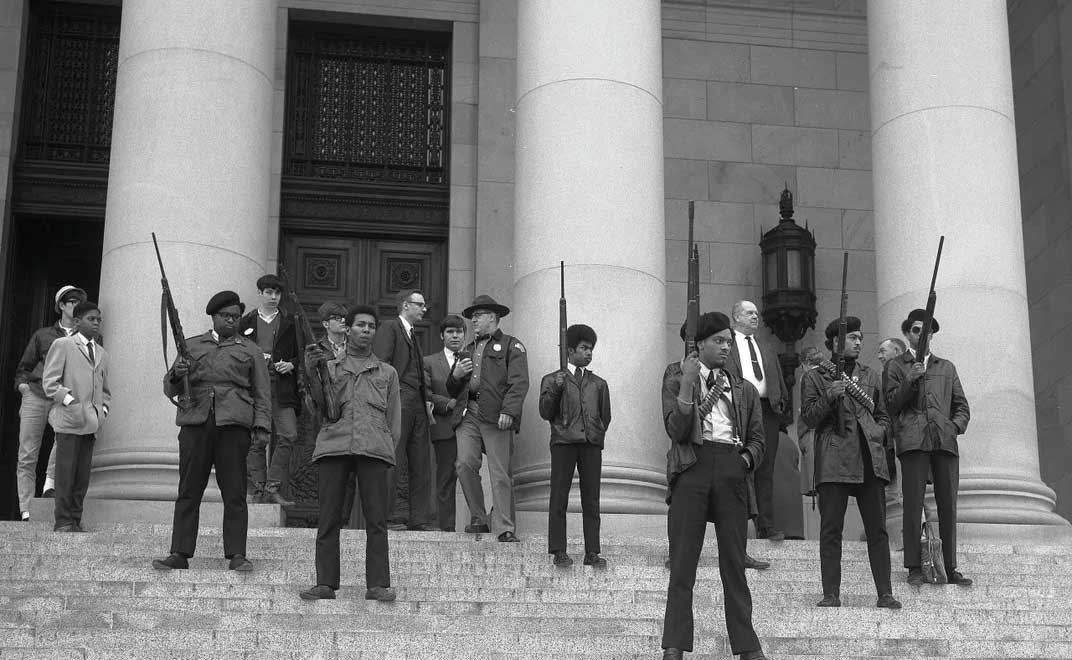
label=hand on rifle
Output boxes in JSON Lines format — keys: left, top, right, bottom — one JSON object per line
{"left": 680, "top": 351, "right": 701, "bottom": 381}
{"left": 452, "top": 358, "right": 474, "bottom": 379}
{"left": 553, "top": 372, "right": 566, "bottom": 389}
{"left": 908, "top": 362, "right": 926, "bottom": 382}
{"left": 172, "top": 357, "right": 190, "bottom": 379}
{"left": 304, "top": 345, "right": 329, "bottom": 369}
{"left": 828, "top": 378, "right": 847, "bottom": 399}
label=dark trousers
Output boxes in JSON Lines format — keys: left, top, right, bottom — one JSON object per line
{"left": 53, "top": 433, "right": 95, "bottom": 529}
{"left": 817, "top": 461, "right": 892, "bottom": 596}
{"left": 754, "top": 398, "right": 780, "bottom": 533}
{"left": 170, "top": 414, "right": 250, "bottom": 559}
{"left": 386, "top": 392, "right": 433, "bottom": 526}
{"left": 663, "top": 442, "right": 760, "bottom": 655}
{"left": 315, "top": 454, "right": 391, "bottom": 590}
{"left": 547, "top": 443, "right": 602, "bottom": 554}
{"left": 900, "top": 450, "right": 959, "bottom": 571}
{"left": 433, "top": 436, "right": 458, "bottom": 532}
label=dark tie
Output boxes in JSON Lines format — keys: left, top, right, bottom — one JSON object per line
{"left": 746, "top": 336, "right": 763, "bottom": 381}
{"left": 86, "top": 341, "right": 95, "bottom": 364}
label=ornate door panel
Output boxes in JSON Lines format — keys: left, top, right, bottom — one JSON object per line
{"left": 282, "top": 236, "right": 363, "bottom": 319}
{"left": 368, "top": 239, "right": 445, "bottom": 354}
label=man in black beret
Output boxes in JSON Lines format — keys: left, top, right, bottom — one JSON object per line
{"left": 661, "top": 312, "right": 768, "bottom": 660}
{"left": 886, "top": 309, "right": 972, "bottom": 587}
{"left": 800, "top": 317, "right": 900, "bottom": 609}
{"left": 153, "top": 290, "right": 272, "bottom": 572}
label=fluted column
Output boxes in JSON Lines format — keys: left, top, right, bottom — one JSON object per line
{"left": 868, "top": 1, "right": 1069, "bottom": 535}
{"left": 94, "top": 0, "right": 275, "bottom": 501}
{"left": 511, "top": 0, "right": 667, "bottom": 515}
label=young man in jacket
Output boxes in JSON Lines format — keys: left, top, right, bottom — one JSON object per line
{"left": 539, "top": 324, "right": 611, "bottom": 568}
{"left": 800, "top": 317, "right": 901, "bottom": 609}
{"left": 423, "top": 314, "right": 469, "bottom": 532}
{"left": 41, "top": 301, "right": 109, "bottom": 532}
{"left": 300, "top": 304, "right": 401, "bottom": 602}
{"left": 14, "top": 284, "right": 87, "bottom": 520}
{"left": 886, "top": 308, "right": 972, "bottom": 587}
{"left": 446, "top": 295, "right": 529, "bottom": 543}
{"left": 661, "top": 312, "right": 767, "bottom": 660}
{"left": 153, "top": 291, "right": 272, "bottom": 572}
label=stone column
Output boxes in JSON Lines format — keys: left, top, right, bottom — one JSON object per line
{"left": 868, "top": 1, "right": 1069, "bottom": 539}
{"left": 511, "top": 0, "right": 667, "bottom": 524}
{"left": 93, "top": 0, "right": 276, "bottom": 502}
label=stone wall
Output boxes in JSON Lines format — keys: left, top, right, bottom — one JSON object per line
{"left": 1009, "top": 0, "right": 1072, "bottom": 522}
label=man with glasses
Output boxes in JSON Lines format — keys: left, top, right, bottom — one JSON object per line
{"left": 153, "top": 291, "right": 271, "bottom": 572}
{"left": 372, "top": 289, "right": 436, "bottom": 531}
{"left": 14, "top": 284, "right": 87, "bottom": 520}
{"left": 886, "top": 308, "right": 972, "bottom": 587}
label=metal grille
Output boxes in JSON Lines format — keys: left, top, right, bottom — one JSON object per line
{"left": 285, "top": 24, "right": 449, "bottom": 185}
{"left": 20, "top": 2, "right": 120, "bottom": 166}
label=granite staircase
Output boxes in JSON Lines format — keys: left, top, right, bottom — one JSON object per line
{"left": 1, "top": 520, "right": 1071, "bottom": 660}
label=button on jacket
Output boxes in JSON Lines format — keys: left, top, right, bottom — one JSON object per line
{"left": 538, "top": 368, "right": 611, "bottom": 448}
{"left": 884, "top": 352, "right": 970, "bottom": 456}
{"left": 163, "top": 332, "right": 272, "bottom": 431}
{"left": 446, "top": 329, "right": 529, "bottom": 430}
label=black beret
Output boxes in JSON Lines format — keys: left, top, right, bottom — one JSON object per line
{"left": 206, "top": 290, "right": 244, "bottom": 316}
{"left": 256, "top": 274, "right": 284, "bottom": 292}
{"left": 824, "top": 316, "right": 862, "bottom": 340}
{"left": 901, "top": 308, "right": 939, "bottom": 334}
{"left": 695, "top": 312, "right": 731, "bottom": 343}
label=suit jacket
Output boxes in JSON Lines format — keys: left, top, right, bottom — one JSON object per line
{"left": 373, "top": 317, "right": 428, "bottom": 403}
{"left": 423, "top": 351, "right": 467, "bottom": 441}
{"left": 238, "top": 310, "right": 300, "bottom": 411}
{"left": 727, "top": 329, "right": 787, "bottom": 416}
{"left": 41, "top": 335, "right": 111, "bottom": 435}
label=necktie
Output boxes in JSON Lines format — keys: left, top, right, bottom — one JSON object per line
{"left": 746, "top": 336, "right": 763, "bottom": 381}
{"left": 86, "top": 341, "right": 95, "bottom": 364}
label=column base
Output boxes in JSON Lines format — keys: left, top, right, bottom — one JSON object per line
{"left": 28, "top": 498, "right": 285, "bottom": 528}
{"left": 514, "top": 462, "right": 667, "bottom": 515}
{"left": 956, "top": 521, "right": 1072, "bottom": 545}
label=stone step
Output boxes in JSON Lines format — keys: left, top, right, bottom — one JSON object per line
{"left": 0, "top": 652, "right": 1040, "bottom": 660}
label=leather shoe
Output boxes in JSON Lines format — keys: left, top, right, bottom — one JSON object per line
{"left": 53, "top": 524, "right": 77, "bottom": 533}
{"left": 264, "top": 491, "right": 295, "bottom": 506}
{"left": 744, "top": 554, "right": 770, "bottom": 570}
{"left": 662, "top": 649, "right": 684, "bottom": 660}
{"left": 464, "top": 523, "right": 490, "bottom": 534}
{"left": 408, "top": 523, "right": 440, "bottom": 532}
{"left": 73, "top": 523, "right": 88, "bottom": 533}
{"left": 152, "top": 553, "right": 189, "bottom": 570}
{"left": 739, "top": 651, "right": 768, "bottom": 660}
{"left": 300, "top": 584, "right": 336, "bottom": 600}
{"left": 386, "top": 521, "right": 408, "bottom": 531}
{"left": 498, "top": 531, "right": 520, "bottom": 543}
{"left": 228, "top": 555, "right": 253, "bottom": 572}
{"left": 906, "top": 568, "right": 925, "bottom": 587}
{"left": 816, "top": 594, "right": 841, "bottom": 607}
{"left": 757, "top": 528, "right": 785, "bottom": 541}
{"left": 876, "top": 593, "right": 902, "bottom": 609}
{"left": 42, "top": 488, "right": 55, "bottom": 498}
{"left": 664, "top": 557, "right": 672, "bottom": 570}
{"left": 583, "top": 552, "right": 608, "bottom": 568}
{"left": 365, "top": 586, "right": 397, "bottom": 601}
{"left": 947, "top": 571, "right": 973, "bottom": 586}
{"left": 552, "top": 551, "right": 573, "bottom": 568}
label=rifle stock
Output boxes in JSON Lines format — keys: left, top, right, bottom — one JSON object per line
{"left": 278, "top": 264, "right": 340, "bottom": 424}
{"left": 685, "top": 201, "right": 699, "bottom": 356}
{"left": 152, "top": 233, "right": 192, "bottom": 408}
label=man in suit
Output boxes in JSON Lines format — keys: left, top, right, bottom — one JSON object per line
{"left": 372, "top": 289, "right": 436, "bottom": 531}
{"left": 661, "top": 312, "right": 767, "bottom": 660}
{"left": 728, "top": 300, "right": 788, "bottom": 541}
{"left": 422, "top": 314, "right": 468, "bottom": 532}
{"left": 239, "top": 274, "right": 300, "bottom": 506}
{"left": 41, "top": 301, "right": 110, "bottom": 532}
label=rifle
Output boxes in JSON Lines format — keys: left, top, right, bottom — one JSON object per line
{"left": 835, "top": 252, "right": 849, "bottom": 431}
{"left": 915, "top": 236, "right": 945, "bottom": 410}
{"left": 559, "top": 261, "right": 568, "bottom": 371}
{"left": 151, "top": 233, "right": 192, "bottom": 408}
{"left": 278, "top": 264, "right": 340, "bottom": 424}
{"left": 684, "top": 201, "right": 700, "bottom": 356}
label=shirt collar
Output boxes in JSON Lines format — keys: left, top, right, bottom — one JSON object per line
{"left": 258, "top": 308, "right": 279, "bottom": 323}
{"left": 567, "top": 363, "right": 580, "bottom": 376}
{"left": 443, "top": 347, "right": 458, "bottom": 362}
{"left": 211, "top": 330, "right": 220, "bottom": 343}
{"left": 399, "top": 316, "right": 414, "bottom": 336}
{"left": 73, "top": 332, "right": 92, "bottom": 347}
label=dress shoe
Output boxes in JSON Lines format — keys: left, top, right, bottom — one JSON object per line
{"left": 264, "top": 491, "right": 295, "bottom": 506}
{"left": 228, "top": 555, "right": 253, "bottom": 572}
{"left": 299, "top": 584, "right": 336, "bottom": 600}
{"left": 53, "top": 524, "right": 77, "bottom": 533}
{"left": 42, "top": 488, "right": 55, "bottom": 498}
{"left": 947, "top": 571, "right": 973, "bottom": 586}
{"left": 583, "top": 552, "right": 608, "bottom": 568}
{"left": 816, "top": 594, "right": 841, "bottom": 607}
{"left": 73, "top": 523, "right": 88, "bottom": 532}
{"left": 756, "top": 528, "right": 785, "bottom": 541}
{"left": 365, "top": 586, "right": 397, "bottom": 601}
{"left": 662, "top": 648, "right": 684, "bottom": 660}
{"left": 408, "top": 523, "right": 440, "bottom": 532}
{"left": 386, "top": 522, "right": 408, "bottom": 531}
{"left": 552, "top": 551, "right": 573, "bottom": 568}
{"left": 739, "top": 650, "right": 768, "bottom": 660}
{"left": 876, "top": 593, "right": 902, "bottom": 609}
{"left": 498, "top": 531, "right": 520, "bottom": 543}
{"left": 664, "top": 557, "right": 672, "bottom": 570}
{"left": 464, "top": 523, "right": 490, "bottom": 534}
{"left": 152, "top": 553, "right": 189, "bottom": 570}
{"left": 906, "top": 568, "right": 925, "bottom": 587}
{"left": 743, "top": 554, "right": 770, "bottom": 570}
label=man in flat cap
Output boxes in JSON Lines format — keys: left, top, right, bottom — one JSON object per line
{"left": 239, "top": 274, "right": 300, "bottom": 506}
{"left": 661, "top": 312, "right": 768, "bottom": 660}
{"left": 800, "top": 317, "right": 900, "bottom": 609}
{"left": 446, "top": 295, "right": 529, "bottom": 542}
{"left": 153, "top": 291, "right": 271, "bottom": 572}
{"left": 886, "top": 309, "right": 972, "bottom": 587}
{"left": 13, "top": 284, "right": 87, "bottom": 520}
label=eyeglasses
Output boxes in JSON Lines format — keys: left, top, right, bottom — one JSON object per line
{"left": 325, "top": 315, "right": 346, "bottom": 323}
{"left": 909, "top": 326, "right": 923, "bottom": 334}
{"left": 405, "top": 300, "right": 428, "bottom": 308}
{"left": 215, "top": 312, "right": 241, "bottom": 322}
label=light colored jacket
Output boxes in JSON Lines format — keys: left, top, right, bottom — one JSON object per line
{"left": 41, "top": 334, "right": 110, "bottom": 435}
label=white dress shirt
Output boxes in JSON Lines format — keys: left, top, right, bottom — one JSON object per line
{"left": 698, "top": 364, "right": 736, "bottom": 444}
{"left": 734, "top": 331, "right": 768, "bottom": 399}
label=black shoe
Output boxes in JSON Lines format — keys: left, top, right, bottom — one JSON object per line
{"left": 757, "top": 528, "right": 785, "bottom": 541}
{"left": 300, "top": 584, "right": 336, "bottom": 600}
{"left": 739, "top": 651, "right": 768, "bottom": 660}
{"left": 228, "top": 555, "right": 253, "bottom": 572}
{"left": 907, "top": 568, "right": 925, "bottom": 587}
{"left": 744, "top": 554, "right": 770, "bottom": 570}
{"left": 152, "top": 553, "right": 189, "bottom": 570}
{"left": 664, "top": 557, "right": 672, "bottom": 570}
{"left": 264, "top": 491, "right": 295, "bottom": 506}
{"left": 816, "top": 594, "right": 841, "bottom": 607}
{"left": 583, "top": 552, "right": 607, "bottom": 568}
{"left": 947, "top": 571, "right": 973, "bottom": 586}
{"left": 552, "top": 551, "right": 573, "bottom": 568}
{"left": 53, "top": 524, "right": 77, "bottom": 533}
{"left": 42, "top": 488, "right": 55, "bottom": 498}
{"left": 876, "top": 593, "right": 902, "bottom": 609}
{"left": 662, "top": 649, "right": 684, "bottom": 660}
{"left": 386, "top": 522, "right": 408, "bottom": 531}
{"left": 73, "top": 523, "right": 88, "bottom": 533}
{"left": 365, "top": 586, "right": 397, "bottom": 601}
{"left": 497, "top": 531, "right": 520, "bottom": 543}
{"left": 464, "top": 523, "right": 490, "bottom": 534}
{"left": 408, "top": 523, "right": 440, "bottom": 532}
